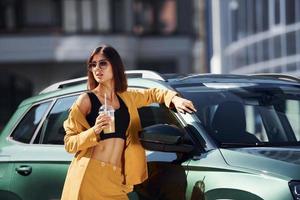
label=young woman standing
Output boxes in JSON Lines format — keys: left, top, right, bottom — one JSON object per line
{"left": 61, "top": 45, "right": 196, "bottom": 200}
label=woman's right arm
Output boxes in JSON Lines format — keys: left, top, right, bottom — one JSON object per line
{"left": 63, "top": 93, "right": 110, "bottom": 154}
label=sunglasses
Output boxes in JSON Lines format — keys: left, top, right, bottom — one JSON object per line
{"left": 88, "top": 59, "right": 109, "bottom": 70}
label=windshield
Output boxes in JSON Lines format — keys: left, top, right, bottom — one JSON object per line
{"left": 176, "top": 83, "right": 300, "bottom": 147}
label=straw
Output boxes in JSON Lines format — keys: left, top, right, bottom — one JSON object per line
{"left": 104, "top": 93, "right": 107, "bottom": 112}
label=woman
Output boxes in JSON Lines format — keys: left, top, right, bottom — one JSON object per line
{"left": 61, "top": 45, "right": 196, "bottom": 200}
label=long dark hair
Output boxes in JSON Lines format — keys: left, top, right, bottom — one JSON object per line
{"left": 87, "top": 45, "right": 128, "bottom": 92}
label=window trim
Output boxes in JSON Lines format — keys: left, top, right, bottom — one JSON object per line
{"left": 37, "top": 94, "right": 81, "bottom": 145}
{"left": 29, "top": 100, "right": 56, "bottom": 144}
{"left": 21, "top": 0, "right": 62, "bottom": 30}
{"left": 31, "top": 93, "right": 82, "bottom": 145}
{"left": 7, "top": 99, "right": 54, "bottom": 144}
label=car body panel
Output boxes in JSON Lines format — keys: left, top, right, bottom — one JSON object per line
{"left": 183, "top": 149, "right": 294, "bottom": 200}
{"left": 1, "top": 144, "right": 72, "bottom": 200}
{"left": 220, "top": 148, "right": 300, "bottom": 180}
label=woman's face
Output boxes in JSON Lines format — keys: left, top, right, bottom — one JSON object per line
{"left": 89, "top": 53, "right": 114, "bottom": 84}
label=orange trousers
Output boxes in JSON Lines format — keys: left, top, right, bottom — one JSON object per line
{"left": 79, "top": 158, "right": 132, "bottom": 200}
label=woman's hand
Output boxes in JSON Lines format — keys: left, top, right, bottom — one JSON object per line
{"left": 171, "top": 95, "right": 197, "bottom": 114}
{"left": 92, "top": 114, "right": 111, "bottom": 134}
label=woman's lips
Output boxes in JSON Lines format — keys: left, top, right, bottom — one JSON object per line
{"left": 96, "top": 73, "right": 103, "bottom": 78}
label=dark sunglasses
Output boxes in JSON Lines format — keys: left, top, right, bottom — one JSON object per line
{"left": 88, "top": 60, "right": 109, "bottom": 70}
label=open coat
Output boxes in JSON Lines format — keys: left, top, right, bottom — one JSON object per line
{"left": 61, "top": 88, "right": 177, "bottom": 200}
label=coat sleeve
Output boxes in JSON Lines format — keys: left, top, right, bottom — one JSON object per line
{"left": 129, "top": 88, "right": 178, "bottom": 109}
{"left": 63, "top": 105, "right": 100, "bottom": 154}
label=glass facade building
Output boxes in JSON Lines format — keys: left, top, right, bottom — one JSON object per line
{"left": 0, "top": 0, "right": 206, "bottom": 130}
{"left": 210, "top": 0, "right": 300, "bottom": 76}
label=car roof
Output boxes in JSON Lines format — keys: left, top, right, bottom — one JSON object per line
{"left": 169, "top": 73, "right": 300, "bottom": 88}
{"left": 19, "top": 70, "right": 173, "bottom": 107}
{"left": 19, "top": 71, "right": 300, "bottom": 107}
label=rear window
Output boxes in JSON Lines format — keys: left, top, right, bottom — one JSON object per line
{"left": 10, "top": 102, "right": 51, "bottom": 143}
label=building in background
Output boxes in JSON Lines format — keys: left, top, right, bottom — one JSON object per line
{"left": 0, "top": 0, "right": 207, "bottom": 130}
{"left": 210, "top": 0, "right": 300, "bottom": 75}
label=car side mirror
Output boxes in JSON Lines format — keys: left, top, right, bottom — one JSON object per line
{"left": 139, "top": 124, "right": 194, "bottom": 153}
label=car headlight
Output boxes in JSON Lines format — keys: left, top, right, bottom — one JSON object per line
{"left": 289, "top": 181, "right": 300, "bottom": 200}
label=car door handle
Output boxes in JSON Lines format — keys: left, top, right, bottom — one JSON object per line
{"left": 16, "top": 165, "right": 32, "bottom": 176}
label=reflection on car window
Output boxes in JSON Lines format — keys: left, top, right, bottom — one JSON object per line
{"left": 245, "top": 105, "right": 268, "bottom": 141}
{"left": 138, "top": 103, "right": 191, "bottom": 164}
{"left": 178, "top": 84, "right": 300, "bottom": 146}
{"left": 35, "top": 95, "right": 78, "bottom": 145}
{"left": 138, "top": 103, "right": 180, "bottom": 128}
{"left": 205, "top": 101, "right": 260, "bottom": 144}
{"left": 283, "top": 99, "right": 300, "bottom": 140}
{"left": 11, "top": 102, "right": 51, "bottom": 143}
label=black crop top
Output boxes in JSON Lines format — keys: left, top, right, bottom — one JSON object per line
{"left": 86, "top": 92, "right": 130, "bottom": 140}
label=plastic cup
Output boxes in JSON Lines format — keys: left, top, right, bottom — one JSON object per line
{"left": 99, "top": 105, "right": 115, "bottom": 133}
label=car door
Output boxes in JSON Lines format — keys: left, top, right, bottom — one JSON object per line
{"left": 131, "top": 102, "right": 197, "bottom": 200}
{"left": 0, "top": 155, "right": 15, "bottom": 199}
{"left": 9, "top": 95, "right": 78, "bottom": 200}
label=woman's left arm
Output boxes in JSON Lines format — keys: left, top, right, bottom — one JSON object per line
{"left": 130, "top": 88, "right": 196, "bottom": 113}
{"left": 171, "top": 95, "right": 197, "bottom": 114}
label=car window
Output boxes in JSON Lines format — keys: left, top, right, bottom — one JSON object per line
{"left": 178, "top": 84, "right": 300, "bottom": 146}
{"left": 10, "top": 102, "right": 51, "bottom": 143}
{"left": 283, "top": 99, "right": 300, "bottom": 140}
{"left": 198, "top": 102, "right": 262, "bottom": 144}
{"left": 34, "top": 95, "right": 78, "bottom": 145}
{"left": 138, "top": 103, "right": 180, "bottom": 128}
{"left": 244, "top": 105, "right": 268, "bottom": 141}
{"left": 138, "top": 103, "right": 195, "bottom": 144}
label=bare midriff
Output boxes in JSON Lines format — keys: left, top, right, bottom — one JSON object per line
{"left": 91, "top": 138, "right": 125, "bottom": 168}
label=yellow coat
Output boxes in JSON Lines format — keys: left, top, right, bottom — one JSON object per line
{"left": 61, "top": 88, "right": 177, "bottom": 200}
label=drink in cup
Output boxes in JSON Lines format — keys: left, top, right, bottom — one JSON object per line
{"left": 99, "top": 105, "right": 115, "bottom": 133}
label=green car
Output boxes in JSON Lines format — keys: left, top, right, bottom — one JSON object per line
{"left": 1, "top": 70, "right": 300, "bottom": 200}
